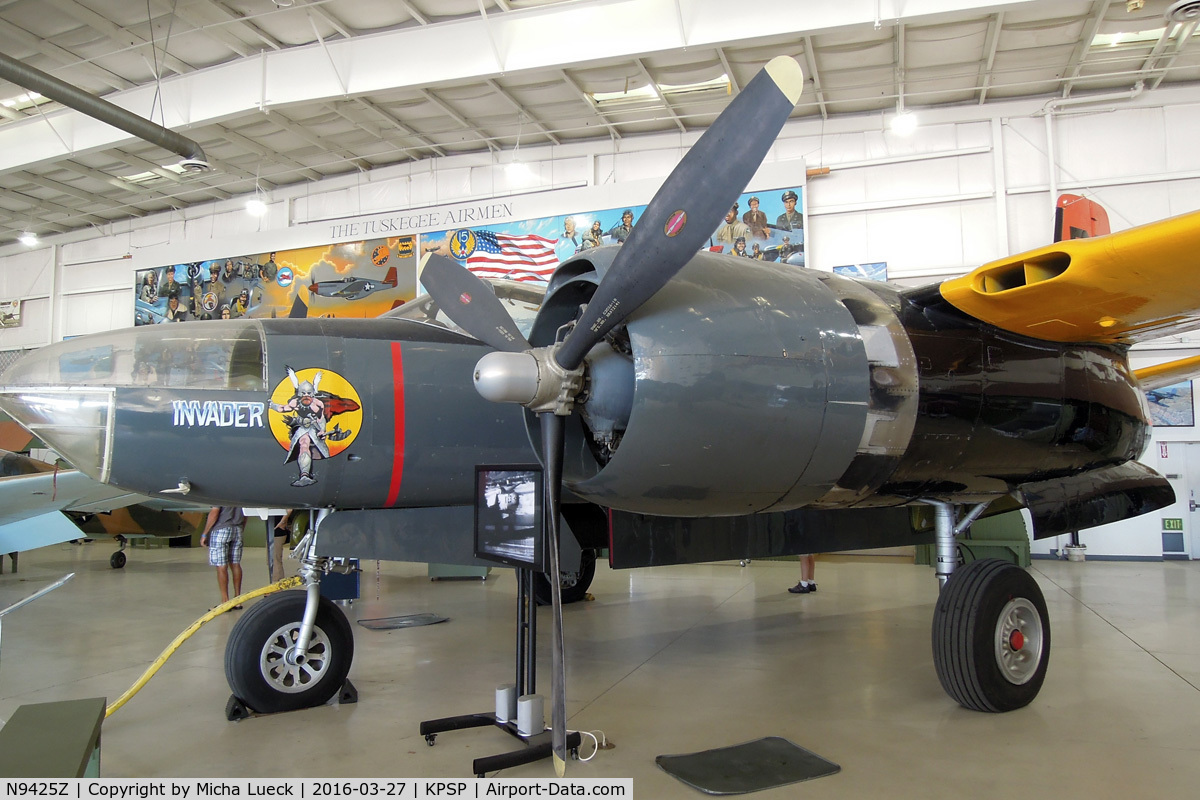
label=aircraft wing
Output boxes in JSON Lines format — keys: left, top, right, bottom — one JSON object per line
{"left": 0, "top": 511, "right": 92, "bottom": 555}
{"left": 1132, "top": 355, "right": 1200, "bottom": 391}
{"left": 0, "top": 457, "right": 205, "bottom": 554}
{"left": 939, "top": 209, "right": 1200, "bottom": 344}
{"left": 0, "top": 469, "right": 137, "bottom": 526}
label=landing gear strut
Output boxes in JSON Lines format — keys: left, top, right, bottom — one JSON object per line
{"left": 223, "top": 510, "right": 357, "bottom": 715}
{"left": 925, "top": 501, "right": 1051, "bottom": 712}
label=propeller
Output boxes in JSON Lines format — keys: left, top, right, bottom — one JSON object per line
{"left": 418, "top": 253, "right": 531, "bottom": 352}
{"left": 421, "top": 56, "right": 804, "bottom": 775}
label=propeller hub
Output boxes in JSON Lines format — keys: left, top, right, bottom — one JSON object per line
{"left": 474, "top": 346, "right": 584, "bottom": 415}
{"left": 474, "top": 351, "right": 540, "bottom": 405}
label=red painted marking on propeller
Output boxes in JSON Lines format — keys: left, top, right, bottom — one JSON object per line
{"left": 664, "top": 210, "right": 687, "bottom": 237}
{"left": 385, "top": 342, "right": 406, "bottom": 507}
{"left": 1010, "top": 630, "right": 1025, "bottom": 651}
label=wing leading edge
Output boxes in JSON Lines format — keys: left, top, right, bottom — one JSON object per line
{"left": 939, "top": 209, "right": 1200, "bottom": 344}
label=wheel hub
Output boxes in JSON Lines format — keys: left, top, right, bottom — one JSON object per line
{"left": 261, "top": 623, "right": 331, "bottom": 693}
{"left": 994, "top": 597, "right": 1043, "bottom": 685}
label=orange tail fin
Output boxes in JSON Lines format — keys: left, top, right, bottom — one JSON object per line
{"left": 1055, "top": 194, "right": 1111, "bottom": 242}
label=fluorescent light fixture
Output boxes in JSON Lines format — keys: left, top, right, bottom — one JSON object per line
{"left": 18, "top": 231, "right": 38, "bottom": 247}
{"left": 0, "top": 91, "right": 44, "bottom": 110}
{"left": 592, "top": 74, "right": 730, "bottom": 107}
{"left": 245, "top": 196, "right": 268, "bottom": 216}
{"left": 120, "top": 163, "right": 190, "bottom": 185}
{"left": 1092, "top": 27, "right": 1165, "bottom": 48}
{"left": 890, "top": 109, "right": 918, "bottom": 135}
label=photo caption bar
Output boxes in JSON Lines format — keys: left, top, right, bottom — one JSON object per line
{"left": 0, "top": 780, "right": 632, "bottom": 799}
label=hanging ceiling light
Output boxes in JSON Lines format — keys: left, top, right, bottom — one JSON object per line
{"left": 17, "top": 230, "right": 38, "bottom": 247}
{"left": 245, "top": 181, "right": 268, "bottom": 216}
{"left": 891, "top": 100, "right": 918, "bottom": 135}
{"left": 891, "top": 110, "right": 918, "bottom": 134}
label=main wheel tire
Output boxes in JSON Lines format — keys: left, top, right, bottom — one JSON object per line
{"left": 534, "top": 549, "right": 597, "bottom": 606}
{"left": 224, "top": 590, "right": 354, "bottom": 714}
{"left": 933, "top": 558, "right": 1050, "bottom": 712}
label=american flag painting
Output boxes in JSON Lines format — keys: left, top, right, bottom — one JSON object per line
{"left": 465, "top": 230, "right": 559, "bottom": 283}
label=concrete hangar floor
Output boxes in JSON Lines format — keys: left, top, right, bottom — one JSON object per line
{"left": 1, "top": 542, "right": 1199, "bottom": 798}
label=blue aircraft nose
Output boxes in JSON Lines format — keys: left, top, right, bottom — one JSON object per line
{"left": 0, "top": 320, "right": 265, "bottom": 481}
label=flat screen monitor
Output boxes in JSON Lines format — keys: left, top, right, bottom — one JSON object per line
{"left": 474, "top": 464, "right": 545, "bottom": 572}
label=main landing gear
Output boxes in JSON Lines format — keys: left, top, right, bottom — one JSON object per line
{"left": 533, "top": 549, "right": 596, "bottom": 606}
{"left": 110, "top": 536, "right": 127, "bottom": 569}
{"left": 925, "top": 501, "right": 1051, "bottom": 713}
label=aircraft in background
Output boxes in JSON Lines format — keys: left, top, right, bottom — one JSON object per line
{"left": 0, "top": 449, "right": 204, "bottom": 569}
{"left": 2, "top": 55, "right": 1200, "bottom": 773}
{"left": 308, "top": 266, "right": 399, "bottom": 301}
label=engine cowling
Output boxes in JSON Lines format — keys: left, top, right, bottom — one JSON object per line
{"left": 530, "top": 250, "right": 918, "bottom": 516}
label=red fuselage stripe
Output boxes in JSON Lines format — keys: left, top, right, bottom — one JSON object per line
{"left": 386, "top": 342, "right": 405, "bottom": 506}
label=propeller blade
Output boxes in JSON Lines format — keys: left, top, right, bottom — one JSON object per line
{"left": 419, "top": 253, "right": 532, "bottom": 352}
{"left": 540, "top": 411, "right": 568, "bottom": 776}
{"left": 554, "top": 56, "right": 804, "bottom": 371}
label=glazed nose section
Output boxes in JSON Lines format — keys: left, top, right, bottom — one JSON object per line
{"left": 0, "top": 341, "right": 115, "bottom": 482}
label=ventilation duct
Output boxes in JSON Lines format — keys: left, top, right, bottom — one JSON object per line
{"left": 0, "top": 52, "right": 210, "bottom": 172}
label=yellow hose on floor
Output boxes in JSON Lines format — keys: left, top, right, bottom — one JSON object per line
{"left": 105, "top": 575, "right": 305, "bottom": 717}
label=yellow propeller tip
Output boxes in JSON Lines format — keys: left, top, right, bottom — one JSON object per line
{"left": 553, "top": 754, "right": 566, "bottom": 777}
{"left": 764, "top": 56, "right": 804, "bottom": 106}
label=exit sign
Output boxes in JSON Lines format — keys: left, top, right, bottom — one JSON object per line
{"left": 1163, "top": 518, "right": 1184, "bottom": 531}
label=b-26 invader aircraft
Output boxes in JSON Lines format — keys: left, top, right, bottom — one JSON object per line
{"left": 1, "top": 55, "right": 1199, "bottom": 772}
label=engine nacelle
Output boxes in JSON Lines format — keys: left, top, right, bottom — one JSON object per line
{"left": 532, "top": 250, "right": 918, "bottom": 516}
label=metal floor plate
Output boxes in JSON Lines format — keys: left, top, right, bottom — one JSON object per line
{"left": 656, "top": 736, "right": 840, "bottom": 795}
{"left": 356, "top": 613, "right": 448, "bottom": 630}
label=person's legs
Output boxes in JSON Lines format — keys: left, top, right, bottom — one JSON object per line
{"left": 788, "top": 554, "right": 817, "bottom": 594}
{"left": 270, "top": 534, "right": 285, "bottom": 582}
{"left": 215, "top": 565, "right": 230, "bottom": 603}
{"left": 229, "top": 532, "right": 244, "bottom": 604}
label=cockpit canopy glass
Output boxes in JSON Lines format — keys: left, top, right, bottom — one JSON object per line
{"left": 0, "top": 321, "right": 266, "bottom": 391}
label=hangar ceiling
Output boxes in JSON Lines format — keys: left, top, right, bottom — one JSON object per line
{"left": 0, "top": 0, "right": 1196, "bottom": 245}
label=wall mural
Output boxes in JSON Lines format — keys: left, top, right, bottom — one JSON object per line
{"left": 419, "top": 186, "right": 805, "bottom": 283}
{"left": 134, "top": 237, "right": 417, "bottom": 325}
{"left": 132, "top": 185, "right": 804, "bottom": 326}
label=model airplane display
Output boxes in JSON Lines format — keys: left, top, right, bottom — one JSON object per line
{"left": 1, "top": 54, "right": 1199, "bottom": 770}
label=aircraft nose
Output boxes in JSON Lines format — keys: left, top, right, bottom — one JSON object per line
{"left": 0, "top": 341, "right": 115, "bottom": 481}
{"left": 0, "top": 320, "right": 265, "bottom": 483}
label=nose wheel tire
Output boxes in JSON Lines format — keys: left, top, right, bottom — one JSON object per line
{"left": 224, "top": 590, "right": 354, "bottom": 714}
{"left": 932, "top": 558, "right": 1050, "bottom": 712}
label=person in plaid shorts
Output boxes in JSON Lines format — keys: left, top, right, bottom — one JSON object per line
{"left": 201, "top": 506, "right": 247, "bottom": 609}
